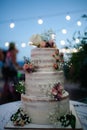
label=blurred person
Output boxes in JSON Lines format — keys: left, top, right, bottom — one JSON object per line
{"left": 6, "top": 42, "right": 22, "bottom": 70}
{"left": 0, "top": 49, "right": 4, "bottom": 61}
{"left": 0, "top": 48, "right": 9, "bottom": 99}
{"left": 0, "top": 48, "right": 7, "bottom": 62}
{"left": 1, "top": 42, "right": 23, "bottom": 99}
{"left": 0, "top": 48, "right": 7, "bottom": 78}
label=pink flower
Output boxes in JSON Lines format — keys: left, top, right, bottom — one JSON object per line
{"left": 51, "top": 83, "right": 63, "bottom": 100}
{"left": 40, "top": 41, "right": 46, "bottom": 48}
{"left": 23, "top": 63, "right": 29, "bottom": 70}
{"left": 52, "top": 87, "right": 57, "bottom": 96}
{"left": 29, "top": 63, "right": 34, "bottom": 69}
{"left": 48, "top": 40, "right": 55, "bottom": 47}
{"left": 52, "top": 53, "right": 55, "bottom": 57}
{"left": 60, "top": 52, "right": 63, "bottom": 57}
{"left": 55, "top": 49, "right": 59, "bottom": 55}
{"left": 55, "top": 56, "right": 60, "bottom": 62}
{"left": 57, "top": 93, "right": 62, "bottom": 98}
{"left": 53, "top": 63, "right": 59, "bottom": 70}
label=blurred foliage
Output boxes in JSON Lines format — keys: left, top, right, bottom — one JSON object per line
{"left": 64, "top": 31, "right": 87, "bottom": 88}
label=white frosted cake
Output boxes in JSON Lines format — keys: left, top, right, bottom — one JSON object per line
{"left": 21, "top": 47, "right": 70, "bottom": 125}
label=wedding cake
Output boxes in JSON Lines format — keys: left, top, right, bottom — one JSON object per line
{"left": 20, "top": 31, "right": 70, "bottom": 125}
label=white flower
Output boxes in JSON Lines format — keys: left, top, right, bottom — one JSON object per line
{"left": 30, "top": 34, "right": 42, "bottom": 45}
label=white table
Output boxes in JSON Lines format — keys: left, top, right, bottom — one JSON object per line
{"left": 0, "top": 100, "right": 87, "bottom": 130}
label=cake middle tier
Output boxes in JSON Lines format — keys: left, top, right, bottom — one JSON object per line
{"left": 25, "top": 71, "right": 65, "bottom": 98}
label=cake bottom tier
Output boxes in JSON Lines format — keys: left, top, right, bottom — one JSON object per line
{"left": 21, "top": 93, "right": 69, "bottom": 125}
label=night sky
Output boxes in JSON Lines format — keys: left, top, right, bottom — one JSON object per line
{"left": 0, "top": 0, "right": 87, "bottom": 61}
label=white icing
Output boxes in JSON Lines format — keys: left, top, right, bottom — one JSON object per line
{"left": 25, "top": 71, "right": 64, "bottom": 97}
{"left": 21, "top": 48, "right": 70, "bottom": 125}
{"left": 31, "top": 48, "right": 57, "bottom": 72}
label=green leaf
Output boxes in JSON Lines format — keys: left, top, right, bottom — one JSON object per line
{"left": 15, "top": 81, "right": 25, "bottom": 94}
{"left": 70, "top": 114, "right": 76, "bottom": 129}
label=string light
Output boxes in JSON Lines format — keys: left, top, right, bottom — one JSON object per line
{"left": 21, "top": 43, "right": 26, "bottom": 48}
{"left": 77, "top": 21, "right": 82, "bottom": 26}
{"left": 60, "top": 48, "right": 78, "bottom": 53}
{"left": 72, "top": 48, "right": 78, "bottom": 53}
{"left": 0, "top": 9, "right": 86, "bottom": 26}
{"left": 51, "top": 34, "right": 56, "bottom": 40}
{"left": 38, "top": 18, "right": 43, "bottom": 24}
{"left": 66, "top": 49, "right": 71, "bottom": 53}
{"left": 65, "top": 14, "right": 71, "bottom": 21}
{"left": 62, "top": 29, "right": 67, "bottom": 34}
{"left": 9, "top": 22, "right": 15, "bottom": 28}
{"left": 0, "top": 9, "right": 86, "bottom": 50}
{"left": 60, "top": 48, "right": 66, "bottom": 53}
{"left": 60, "top": 40, "right": 65, "bottom": 45}
{"left": 79, "top": 46, "right": 82, "bottom": 50}
{"left": 75, "top": 38, "right": 80, "bottom": 43}
{"left": 5, "top": 42, "right": 9, "bottom": 47}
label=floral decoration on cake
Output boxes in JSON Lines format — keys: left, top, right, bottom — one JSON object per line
{"left": 49, "top": 111, "right": 76, "bottom": 129}
{"left": 23, "top": 56, "right": 38, "bottom": 73}
{"left": 51, "top": 82, "right": 64, "bottom": 100}
{"left": 10, "top": 108, "right": 31, "bottom": 126}
{"left": 52, "top": 49, "right": 64, "bottom": 70}
{"left": 29, "top": 30, "right": 56, "bottom": 48}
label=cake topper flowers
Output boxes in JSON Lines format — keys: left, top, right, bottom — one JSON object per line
{"left": 29, "top": 34, "right": 42, "bottom": 47}
{"left": 29, "top": 30, "right": 56, "bottom": 48}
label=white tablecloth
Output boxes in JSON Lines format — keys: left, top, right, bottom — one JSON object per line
{"left": 0, "top": 100, "right": 87, "bottom": 130}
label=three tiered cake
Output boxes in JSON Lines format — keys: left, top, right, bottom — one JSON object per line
{"left": 21, "top": 32, "right": 70, "bottom": 125}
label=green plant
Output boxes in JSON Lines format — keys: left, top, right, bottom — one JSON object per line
{"left": 64, "top": 31, "right": 87, "bottom": 88}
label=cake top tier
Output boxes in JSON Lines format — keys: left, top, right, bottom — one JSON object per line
{"left": 31, "top": 48, "right": 63, "bottom": 72}
{"left": 23, "top": 30, "right": 64, "bottom": 73}
{"left": 23, "top": 48, "right": 64, "bottom": 72}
